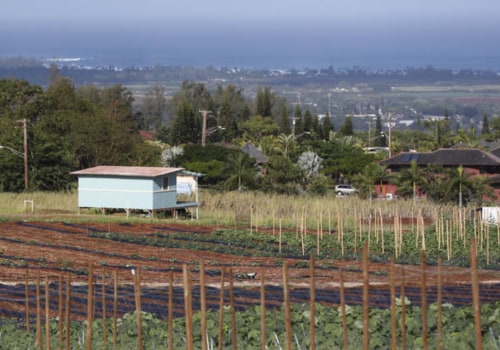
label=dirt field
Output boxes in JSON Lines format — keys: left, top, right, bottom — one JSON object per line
{"left": 0, "top": 221, "right": 498, "bottom": 320}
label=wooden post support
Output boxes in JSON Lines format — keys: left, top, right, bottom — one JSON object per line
{"left": 200, "top": 260, "right": 207, "bottom": 350}
{"left": 45, "top": 276, "right": 50, "bottom": 350}
{"left": 86, "top": 265, "right": 94, "bottom": 350}
{"left": 282, "top": 262, "right": 292, "bottom": 350}
{"left": 25, "top": 270, "right": 30, "bottom": 334}
{"left": 362, "top": 243, "right": 370, "bottom": 350}
{"left": 309, "top": 254, "right": 316, "bottom": 350}
{"left": 168, "top": 271, "right": 174, "bottom": 350}
{"left": 260, "top": 269, "right": 267, "bottom": 350}
{"left": 421, "top": 251, "right": 428, "bottom": 350}
{"left": 36, "top": 272, "right": 42, "bottom": 350}
{"left": 470, "top": 238, "right": 483, "bottom": 350}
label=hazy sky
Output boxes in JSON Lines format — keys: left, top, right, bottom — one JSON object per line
{"left": 2, "top": 0, "right": 499, "bottom": 24}
{"left": 2, "top": 0, "right": 499, "bottom": 69}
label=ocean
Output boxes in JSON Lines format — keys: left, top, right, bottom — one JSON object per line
{"left": 2, "top": 20, "right": 500, "bottom": 71}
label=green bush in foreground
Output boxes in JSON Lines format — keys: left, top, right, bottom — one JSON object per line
{"left": 1, "top": 301, "right": 498, "bottom": 349}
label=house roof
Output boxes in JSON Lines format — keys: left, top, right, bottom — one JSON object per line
{"left": 240, "top": 142, "right": 269, "bottom": 164}
{"left": 70, "top": 166, "right": 184, "bottom": 177}
{"left": 380, "top": 148, "right": 500, "bottom": 167}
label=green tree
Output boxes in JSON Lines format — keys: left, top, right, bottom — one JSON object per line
{"left": 293, "top": 104, "right": 303, "bottom": 135}
{"left": 481, "top": 113, "right": 490, "bottom": 136}
{"left": 255, "top": 86, "right": 273, "bottom": 117}
{"left": 374, "top": 113, "right": 386, "bottom": 147}
{"left": 223, "top": 152, "right": 256, "bottom": 191}
{"left": 278, "top": 102, "right": 291, "bottom": 134}
{"left": 259, "top": 155, "right": 303, "bottom": 195}
{"left": 320, "top": 114, "right": 333, "bottom": 141}
{"left": 393, "top": 160, "right": 424, "bottom": 201}
{"left": 303, "top": 108, "right": 313, "bottom": 132}
{"left": 141, "top": 85, "right": 167, "bottom": 131}
{"left": 167, "top": 81, "right": 213, "bottom": 144}
{"left": 239, "top": 115, "right": 279, "bottom": 143}
{"left": 338, "top": 116, "right": 354, "bottom": 136}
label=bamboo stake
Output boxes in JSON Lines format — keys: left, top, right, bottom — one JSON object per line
{"left": 58, "top": 275, "right": 63, "bottom": 350}
{"left": 167, "top": 271, "right": 174, "bottom": 349}
{"left": 390, "top": 258, "right": 397, "bottom": 350}
{"left": 260, "top": 269, "right": 266, "bottom": 350}
{"left": 135, "top": 268, "right": 143, "bottom": 350}
{"left": 45, "top": 276, "right": 51, "bottom": 350}
{"left": 229, "top": 268, "right": 237, "bottom": 350}
{"left": 279, "top": 219, "right": 282, "bottom": 254}
{"left": 200, "top": 261, "right": 207, "bottom": 350}
{"left": 283, "top": 262, "right": 292, "bottom": 350}
{"left": 113, "top": 271, "right": 118, "bottom": 350}
{"left": 250, "top": 207, "right": 253, "bottom": 235}
{"left": 437, "top": 258, "right": 443, "bottom": 350}
{"left": 316, "top": 219, "right": 320, "bottom": 256}
{"left": 36, "top": 272, "right": 42, "bottom": 350}
{"left": 339, "top": 269, "right": 348, "bottom": 350}
{"left": 218, "top": 267, "right": 225, "bottom": 350}
{"left": 421, "top": 251, "right": 428, "bottom": 350}
{"left": 65, "top": 273, "right": 71, "bottom": 350}
{"left": 25, "top": 270, "right": 30, "bottom": 334}
{"left": 309, "top": 254, "right": 316, "bottom": 350}
{"left": 182, "top": 265, "right": 192, "bottom": 350}
{"left": 328, "top": 210, "right": 332, "bottom": 235}
{"left": 86, "top": 265, "right": 94, "bottom": 350}
{"left": 470, "top": 238, "right": 483, "bottom": 350}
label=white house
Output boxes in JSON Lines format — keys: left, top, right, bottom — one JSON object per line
{"left": 70, "top": 166, "right": 202, "bottom": 219}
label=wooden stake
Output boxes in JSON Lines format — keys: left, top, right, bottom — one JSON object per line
{"left": 420, "top": 251, "right": 428, "bottom": 350}
{"left": 339, "top": 269, "right": 348, "bottom": 349}
{"left": 25, "top": 270, "right": 30, "bottom": 334}
{"left": 182, "top": 265, "right": 192, "bottom": 350}
{"left": 65, "top": 273, "right": 71, "bottom": 350}
{"left": 260, "top": 269, "right": 267, "bottom": 350}
{"left": 282, "top": 262, "right": 292, "bottom": 350}
{"left": 309, "top": 254, "right": 316, "bottom": 350}
{"left": 362, "top": 243, "right": 369, "bottom": 350}
{"left": 390, "top": 258, "right": 397, "bottom": 350}
{"left": 470, "top": 238, "right": 483, "bottom": 350}
{"left": 134, "top": 268, "right": 143, "bottom": 350}
{"left": 45, "top": 276, "right": 51, "bottom": 350}
{"left": 113, "top": 271, "right": 118, "bottom": 350}
{"left": 437, "top": 258, "right": 443, "bottom": 350}
{"left": 401, "top": 266, "right": 406, "bottom": 350}
{"left": 229, "top": 268, "right": 237, "bottom": 350}
{"left": 86, "top": 265, "right": 94, "bottom": 350}
{"left": 200, "top": 261, "right": 207, "bottom": 350}
{"left": 36, "top": 272, "right": 42, "bottom": 350}
{"left": 102, "top": 272, "right": 107, "bottom": 346}
{"left": 218, "top": 267, "right": 225, "bottom": 350}
{"left": 58, "top": 275, "right": 63, "bottom": 350}
{"left": 167, "top": 271, "right": 174, "bottom": 350}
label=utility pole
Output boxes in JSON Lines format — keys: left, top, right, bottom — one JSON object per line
{"left": 199, "top": 110, "right": 209, "bottom": 147}
{"left": 388, "top": 113, "right": 392, "bottom": 158}
{"left": 17, "top": 119, "right": 28, "bottom": 190}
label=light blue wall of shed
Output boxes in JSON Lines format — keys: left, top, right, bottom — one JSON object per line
{"left": 77, "top": 173, "right": 178, "bottom": 210}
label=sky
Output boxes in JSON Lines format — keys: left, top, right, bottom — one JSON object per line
{"left": 1, "top": 0, "right": 500, "bottom": 69}
{"left": 2, "top": 0, "right": 499, "bottom": 23}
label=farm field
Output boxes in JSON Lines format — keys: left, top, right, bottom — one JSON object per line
{"left": 0, "top": 219, "right": 498, "bottom": 322}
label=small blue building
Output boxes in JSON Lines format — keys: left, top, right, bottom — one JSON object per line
{"left": 70, "top": 166, "right": 201, "bottom": 218}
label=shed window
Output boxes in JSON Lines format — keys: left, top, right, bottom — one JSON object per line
{"left": 162, "top": 176, "right": 169, "bottom": 190}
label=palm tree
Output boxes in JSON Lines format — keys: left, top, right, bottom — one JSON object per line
{"left": 224, "top": 152, "right": 256, "bottom": 191}
{"left": 394, "top": 160, "right": 424, "bottom": 201}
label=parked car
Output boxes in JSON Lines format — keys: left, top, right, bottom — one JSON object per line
{"left": 335, "top": 184, "right": 358, "bottom": 196}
